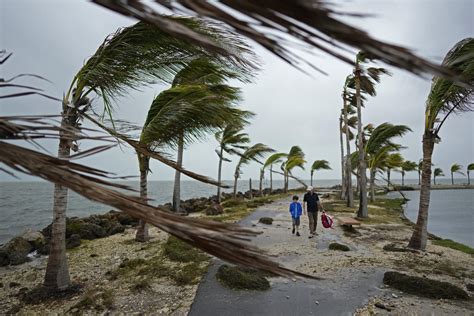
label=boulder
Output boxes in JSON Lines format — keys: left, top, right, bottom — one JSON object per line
{"left": 66, "top": 234, "right": 81, "bottom": 249}
{"left": 258, "top": 217, "right": 273, "bottom": 225}
{"left": 0, "top": 237, "right": 33, "bottom": 266}
{"left": 205, "top": 202, "right": 224, "bottom": 216}
{"left": 66, "top": 219, "right": 108, "bottom": 240}
{"left": 21, "top": 231, "right": 45, "bottom": 250}
{"left": 328, "top": 242, "right": 350, "bottom": 251}
{"left": 106, "top": 222, "right": 125, "bottom": 235}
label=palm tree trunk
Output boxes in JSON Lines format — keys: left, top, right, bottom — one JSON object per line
{"left": 369, "top": 169, "right": 376, "bottom": 202}
{"left": 451, "top": 171, "right": 454, "bottom": 185}
{"left": 284, "top": 171, "right": 288, "bottom": 193}
{"left": 387, "top": 169, "right": 391, "bottom": 188}
{"left": 408, "top": 133, "right": 435, "bottom": 250}
{"left": 270, "top": 165, "right": 273, "bottom": 193}
{"left": 434, "top": 175, "right": 436, "bottom": 185}
{"left": 339, "top": 117, "right": 347, "bottom": 200}
{"left": 402, "top": 172, "right": 405, "bottom": 186}
{"left": 135, "top": 153, "right": 150, "bottom": 242}
{"left": 249, "top": 178, "right": 253, "bottom": 199}
{"left": 44, "top": 103, "right": 75, "bottom": 290}
{"left": 259, "top": 169, "right": 264, "bottom": 196}
{"left": 418, "top": 170, "right": 421, "bottom": 186}
{"left": 355, "top": 66, "right": 368, "bottom": 218}
{"left": 468, "top": 171, "right": 471, "bottom": 185}
{"left": 217, "top": 147, "right": 224, "bottom": 203}
{"left": 343, "top": 91, "right": 354, "bottom": 207}
{"left": 172, "top": 134, "right": 184, "bottom": 212}
{"left": 310, "top": 173, "right": 313, "bottom": 186}
{"left": 233, "top": 174, "right": 238, "bottom": 198}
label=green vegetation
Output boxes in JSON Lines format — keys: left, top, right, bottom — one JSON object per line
{"left": 432, "top": 239, "right": 474, "bottom": 255}
{"left": 328, "top": 243, "right": 350, "bottom": 251}
{"left": 258, "top": 217, "right": 273, "bottom": 225}
{"left": 383, "top": 271, "right": 469, "bottom": 300}
{"left": 216, "top": 264, "right": 270, "bottom": 291}
{"left": 163, "top": 236, "right": 208, "bottom": 263}
{"left": 71, "top": 288, "right": 115, "bottom": 312}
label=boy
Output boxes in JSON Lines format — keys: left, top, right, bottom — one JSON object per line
{"left": 289, "top": 195, "right": 303, "bottom": 236}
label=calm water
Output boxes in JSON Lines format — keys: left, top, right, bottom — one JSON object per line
{"left": 394, "top": 189, "right": 474, "bottom": 247}
{"left": 0, "top": 179, "right": 340, "bottom": 244}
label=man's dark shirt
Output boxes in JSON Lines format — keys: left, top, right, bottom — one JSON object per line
{"left": 303, "top": 192, "right": 320, "bottom": 212}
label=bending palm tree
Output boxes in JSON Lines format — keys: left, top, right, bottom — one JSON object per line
{"left": 338, "top": 112, "right": 346, "bottom": 199}
{"left": 433, "top": 168, "right": 444, "bottom": 185}
{"left": 350, "top": 52, "right": 391, "bottom": 218}
{"left": 233, "top": 144, "right": 274, "bottom": 197}
{"left": 282, "top": 146, "right": 306, "bottom": 192}
{"left": 468, "top": 163, "right": 474, "bottom": 185}
{"left": 342, "top": 84, "right": 358, "bottom": 206}
{"left": 450, "top": 163, "right": 464, "bottom": 185}
{"left": 263, "top": 153, "right": 288, "bottom": 194}
{"left": 46, "top": 19, "right": 257, "bottom": 290}
{"left": 310, "top": 160, "right": 331, "bottom": 186}
{"left": 385, "top": 153, "right": 404, "bottom": 189}
{"left": 400, "top": 161, "right": 418, "bottom": 186}
{"left": 215, "top": 124, "right": 251, "bottom": 203}
{"left": 409, "top": 38, "right": 474, "bottom": 250}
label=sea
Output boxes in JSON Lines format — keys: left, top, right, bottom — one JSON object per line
{"left": 1, "top": 178, "right": 472, "bottom": 246}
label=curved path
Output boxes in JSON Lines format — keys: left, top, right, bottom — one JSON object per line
{"left": 189, "top": 199, "right": 387, "bottom": 316}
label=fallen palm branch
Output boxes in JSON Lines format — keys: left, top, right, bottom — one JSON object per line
{"left": 91, "top": 0, "right": 466, "bottom": 84}
{"left": 0, "top": 141, "right": 318, "bottom": 279}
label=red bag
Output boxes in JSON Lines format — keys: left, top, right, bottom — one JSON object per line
{"left": 321, "top": 211, "right": 334, "bottom": 229}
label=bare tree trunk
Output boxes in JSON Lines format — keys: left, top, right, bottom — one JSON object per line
{"left": 136, "top": 154, "right": 150, "bottom": 242}
{"left": 44, "top": 103, "right": 76, "bottom": 290}
{"left": 172, "top": 134, "right": 184, "bottom": 212}
{"left": 369, "top": 169, "right": 376, "bottom": 202}
{"left": 339, "top": 117, "right": 347, "bottom": 200}
{"left": 343, "top": 91, "right": 354, "bottom": 207}
{"left": 408, "top": 133, "right": 435, "bottom": 250}
{"left": 355, "top": 66, "right": 368, "bottom": 218}
{"left": 259, "top": 169, "right": 264, "bottom": 196}
{"left": 217, "top": 147, "right": 224, "bottom": 203}
{"left": 249, "top": 178, "right": 253, "bottom": 199}
{"left": 233, "top": 174, "right": 238, "bottom": 198}
{"left": 270, "top": 165, "right": 273, "bottom": 194}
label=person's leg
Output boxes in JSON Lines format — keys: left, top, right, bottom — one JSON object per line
{"left": 296, "top": 218, "right": 300, "bottom": 236}
{"left": 308, "top": 212, "right": 315, "bottom": 236}
{"left": 292, "top": 218, "right": 295, "bottom": 234}
{"left": 313, "top": 212, "right": 318, "bottom": 235}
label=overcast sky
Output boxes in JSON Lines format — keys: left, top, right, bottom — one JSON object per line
{"left": 1, "top": 0, "right": 473, "bottom": 183}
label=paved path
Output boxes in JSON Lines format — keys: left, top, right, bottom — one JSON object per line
{"left": 189, "top": 199, "right": 387, "bottom": 316}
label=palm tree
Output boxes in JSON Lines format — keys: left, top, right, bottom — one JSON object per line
{"left": 409, "top": 38, "right": 474, "bottom": 251}
{"left": 450, "top": 163, "right": 464, "bottom": 184}
{"left": 363, "top": 123, "right": 411, "bottom": 202}
{"left": 433, "top": 168, "right": 444, "bottom": 185}
{"left": 349, "top": 52, "right": 391, "bottom": 218}
{"left": 400, "top": 161, "right": 418, "bottom": 186}
{"left": 282, "top": 146, "right": 306, "bottom": 192}
{"left": 385, "top": 153, "right": 404, "bottom": 189}
{"left": 263, "top": 153, "right": 288, "bottom": 194}
{"left": 468, "top": 163, "right": 474, "bottom": 185}
{"left": 338, "top": 112, "right": 346, "bottom": 199}
{"left": 137, "top": 59, "right": 250, "bottom": 240}
{"left": 45, "top": 19, "right": 257, "bottom": 290}
{"left": 233, "top": 144, "right": 274, "bottom": 197}
{"left": 215, "top": 124, "right": 251, "bottom": 203}
{"left": 310, "top": 160, "right": 331, "bottom": 186}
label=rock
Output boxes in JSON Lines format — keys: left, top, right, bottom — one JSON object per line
{"left": 21, "top": 231, "right": 45, "bottom": 250}
{"left": 383, "top": 243, "right": 416, "bottom": 253}
{"left": 9, "top": 281, "right": 20, "bottom": 288}
{"left": 37, "top": 237, "right": 50, "bottom": 255}
{"left": 105, "top": 222, "right": 125, "bottom": 235}
{"left": 374, "top": 302, "right": 392, "bottom": 311}
{"left": 321, "top": 193, "right": 330, "bottom": 198}
{"left": 315, "top": 300, "right": 319, "bottom": 305}
{"left": 66, "top": 219, "right": 108, "bottom": 240}
{"left": 392, "top": 293, "right": 398, "bottom": 298}
{"left": 0, "top": 237, "right": 33, "bottom": 266}
{"left": 258, "top": 217, "right": 273, "bottom": 225}
{"left": 383, "top": 271, "right": 469, "bottom": 300}
{"left": 205, "top": 202, "right": 224, "bottom": 216}
{"left": 328, "top": 242, "right": 350, "bottom": 251}
{"left": 66, "top": 234, "right": 81, "bottom": 249}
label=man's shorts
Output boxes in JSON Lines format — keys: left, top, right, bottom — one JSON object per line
{"left": 292, "top": 217, "right": 300, "bottom": 226}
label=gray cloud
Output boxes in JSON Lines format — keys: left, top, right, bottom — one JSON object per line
{"left": 1, "top": 0, "right": 473, "bottom": 184}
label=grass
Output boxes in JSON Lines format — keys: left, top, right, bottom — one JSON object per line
{"left": 163, "top": 236, "right": 208, "bottom": 263}
{"left": 216, "top": 264, "right": 270, "bottom": 291}
{"left": 130, "top": 278, "right": 152, "bottom": 293}
{"left": 71, "top": 288, "right": 115, "bottom": 312}
{"left": 432, "top": 239, "right": 474, "bottom": 255}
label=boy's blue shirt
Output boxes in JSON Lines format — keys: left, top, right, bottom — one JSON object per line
{"left": 289, "top": 201, "right": 303, "bottom": 218}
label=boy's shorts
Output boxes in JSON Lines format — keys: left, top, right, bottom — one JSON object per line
{"left": 292, "top": 217, "right": 300, "bottom": 226}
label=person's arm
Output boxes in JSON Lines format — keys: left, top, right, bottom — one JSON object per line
{"left": 317, "top": 194, "right": 324, "bottom": 211}
{"left": 302, "top": 195, "right": 307, "bottom": 216}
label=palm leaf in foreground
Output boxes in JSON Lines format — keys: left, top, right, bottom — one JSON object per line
{"left": 0, "top": 141, "right": 317, "bottom": 280}
{"left": 92, "top": 0, "right": 466, "bottom": 81}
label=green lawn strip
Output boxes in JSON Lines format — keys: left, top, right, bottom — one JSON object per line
{"left": 432, "top": 239, "right": 474, "bottom": 255}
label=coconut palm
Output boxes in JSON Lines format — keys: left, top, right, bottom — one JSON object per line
{"left": 137, "top": 59, "right": 251, "bottom": 240}
{"left": 409, "top": 38, "right": 474, "bottom": 251}
{"left": 310, "top": 160, "right": 331, "bottom": 186}
{"left": 349, "top": 52, "right": 391, "bottom": 218}
{"left": 233, "top": 143, "right": 274, "bottom": 197}
{"left": 362, "top": 123, "right": 411, "bottom": 202}
{"left": 385, "top": 153, "right": 404, "bottom": 189}
{"left": 467, "top": 163, "right": 474, "bottom": 185}
{"left": 45, "top": 19, "right": 258, "bottom": 290}
{"left": 400, "top": 161, "right": 418, "bottom": 186}
{"left": 282, "top": 146, "right": 306, "bottom": 192}
{"left": 338, "top": 112, "right": 346, "bottom": 199}
{"left": 450, "top": 163, "right": 464, "bottom": 184}
{"left": 215, "top": 124, "right": 251, "bottom": 203}
{"left": 433, "top": 168, "right": 444, "bottom": 185}
{"left": 263, "top": 153, "right": 288, "bottom": 194}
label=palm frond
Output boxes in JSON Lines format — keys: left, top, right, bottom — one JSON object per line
{"left": 263, "top": 152, "right": 288, "bottom": 169}
{"left": 434, "top": 168, "right": 444, "bottom": 177}
{"left": 468, "top": 163, "right": 474, "bottom": 171}
{"left": 365, "top": 123, "right": 412, "bottom": 155}
{"left": 311, "top": 160, "right": 331, "bottom": 172}
{"left": 450, "top": 163, "right": 465, "bottom": 175}
{"left": 234, "top": 143, "right": 274, "bottom": 177}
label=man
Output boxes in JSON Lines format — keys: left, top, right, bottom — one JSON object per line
{"left": 303, "top": 186, "right": 323, "bottom": 238}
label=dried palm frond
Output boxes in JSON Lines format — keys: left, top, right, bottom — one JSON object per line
{"left": 0, "top": 140, "right": 317, "bottom": 279}
{"left": 92, "top": 0, "right": 466, "bottom": 81}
